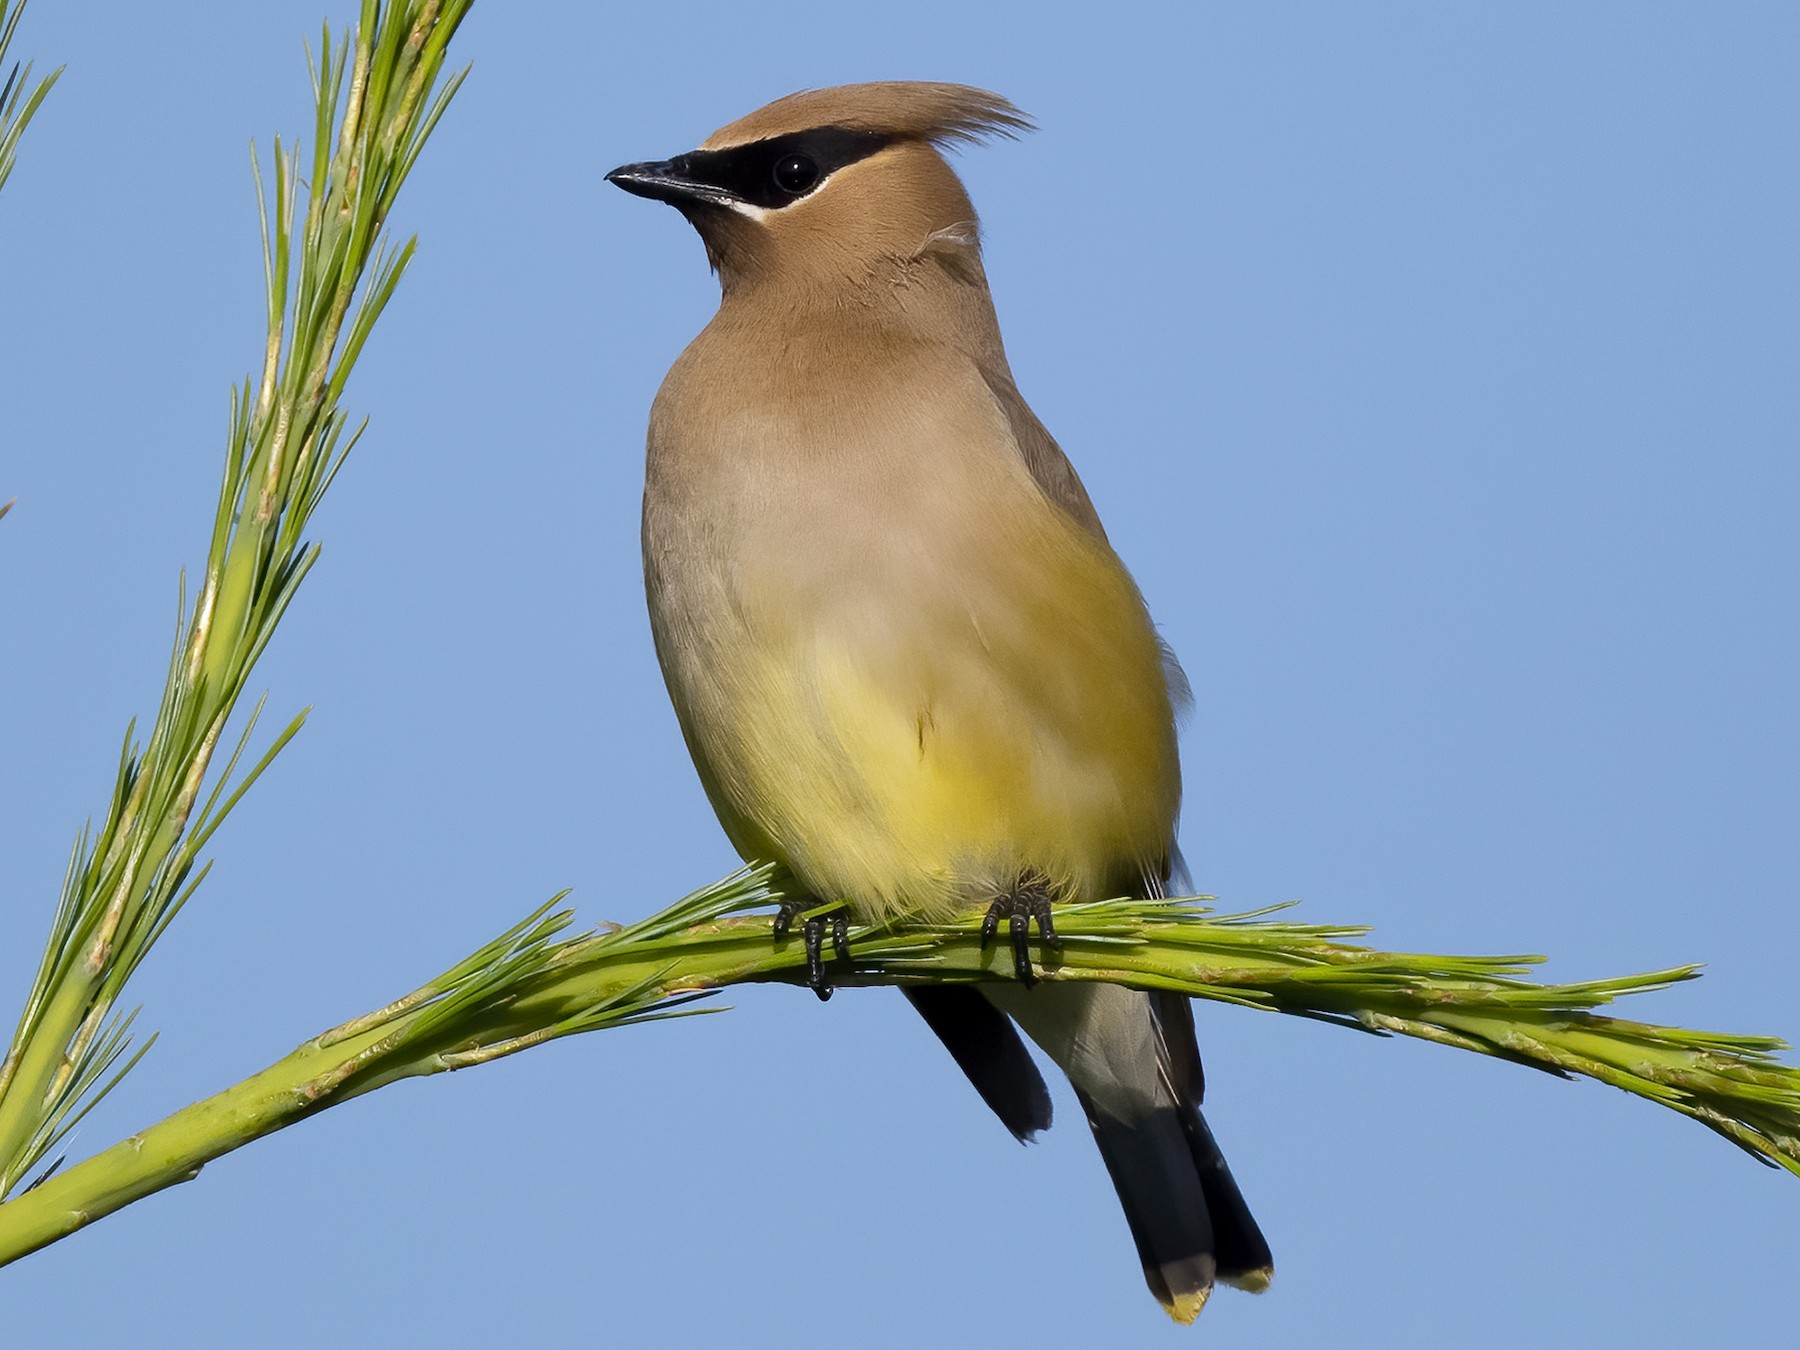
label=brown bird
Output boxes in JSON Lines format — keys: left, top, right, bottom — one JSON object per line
{"left": 608, "top": 81, "right": 1272, "bottom": 1324}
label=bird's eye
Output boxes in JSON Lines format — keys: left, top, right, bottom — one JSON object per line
{"left": 773, "top": 153, "right": 819, "bottom": 195}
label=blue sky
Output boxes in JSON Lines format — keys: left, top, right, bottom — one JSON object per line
{"left": 2, "top": 2, "right": 1796, "bottom": 1345}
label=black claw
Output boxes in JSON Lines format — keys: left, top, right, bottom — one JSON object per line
{"left": 981, "top": 879, "right": 1060, "bottom": 986}
{"left": 774, "top": 897, "right": 849, "bottom": 1000}
{"left": 803, "top": 917, "right": 830, "bottom": 1000}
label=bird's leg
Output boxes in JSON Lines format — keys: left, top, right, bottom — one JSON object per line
{"left": 981, "top": 875, "right": 1059, "bottom": 985}
{"left": 773, "top": 896, "right": 852, "bottom": 1001}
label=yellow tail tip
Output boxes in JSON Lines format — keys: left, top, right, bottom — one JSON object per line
{"left": 1223, "top": 1266, "right": 1274, "bottom": 1295}
{"left": 1162, "top": 1286, "right": 1211, "bottom": 1325}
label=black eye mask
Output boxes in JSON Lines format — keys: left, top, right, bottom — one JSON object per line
{"left": 668, "top": 127, "right": 893, "bottom": 210}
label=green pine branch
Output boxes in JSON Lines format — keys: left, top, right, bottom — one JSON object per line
{"left": 0, "top": 0, "right": 473, "bottom": 1200}
{"left": 0, "top": 865, "right": 1794, "bottom": 1267}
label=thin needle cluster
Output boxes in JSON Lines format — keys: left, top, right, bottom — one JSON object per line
{"left": 0, "top": 0, "right": 473, "bottom": 1200}
{"left": 0, "top": 0, "right": 60, "bottom": 197}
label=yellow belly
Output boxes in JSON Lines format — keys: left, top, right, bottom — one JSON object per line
{"left": 673, "top": 489, "right": 1180, "bottom": 921}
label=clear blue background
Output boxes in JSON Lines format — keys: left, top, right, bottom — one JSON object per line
{"left": 2, "top": 2, "right": 1796, "bottom": 1345}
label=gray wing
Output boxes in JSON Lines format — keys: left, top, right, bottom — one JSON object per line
{"left": 980, "top": 362, "right": 1193, "bottom": 718}
{"left": 978, "top": 364, "right": 1108, "bottom": 542}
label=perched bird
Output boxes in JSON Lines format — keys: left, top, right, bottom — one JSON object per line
{"left": 607, "top": 81, "right": 1272, "bottom": 1324}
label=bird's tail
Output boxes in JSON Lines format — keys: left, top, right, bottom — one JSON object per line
{"left": 1150, "top": 987, "right": 1273, "bottom": 1295}
{"left": 1073, "top": 1083, "right": 1271, "bottom": 1322}
{"left": 990, "top": 983, "right": 1272, "bottom": 1324}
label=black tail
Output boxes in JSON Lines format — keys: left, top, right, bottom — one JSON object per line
{"left": 914, "top": 981, "right": 1271, "bottom": 1321}
{"left": 902, "top": 984, "right": 1053, "bottom": 1141}
{"left": 1072, "top": 1090, "right": 1270, "bottom": 1323}
{"left": 1175, "top": 1096, "right": 1273, "bottom": 1289}
{"left": 1153, "top": 990, "right": 1272, "bottom": 1289}
{"left": 1073, "top": 1087, "right": 1217, "bottom": 1321}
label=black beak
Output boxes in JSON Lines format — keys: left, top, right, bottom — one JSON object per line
{"left": 605, "top": 156, "right": 733, "bottom": 209}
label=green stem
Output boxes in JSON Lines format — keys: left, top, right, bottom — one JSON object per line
{"left": 0, "top": 1020, "right": 396, "bottom": 1261}
{"left": 0, "top": 983, "right": 85, "bottom": 1193}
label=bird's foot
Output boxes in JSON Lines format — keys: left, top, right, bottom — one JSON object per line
{"left": 773, "top": 897, "right": 851, "bottom": 1001}
{"left": 981, "top": 878, "right": 1059, "bottom": 985}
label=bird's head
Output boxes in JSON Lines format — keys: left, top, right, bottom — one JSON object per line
{"left": 607, "top": 81, "right": 1031, "bottom": 296}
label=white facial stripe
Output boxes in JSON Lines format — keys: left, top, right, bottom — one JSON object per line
{"left": 718, "top": 169, "right": 840, "bottom": 223}
{"left": 719, "top": 199, "right": 769, "bottom": 222}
